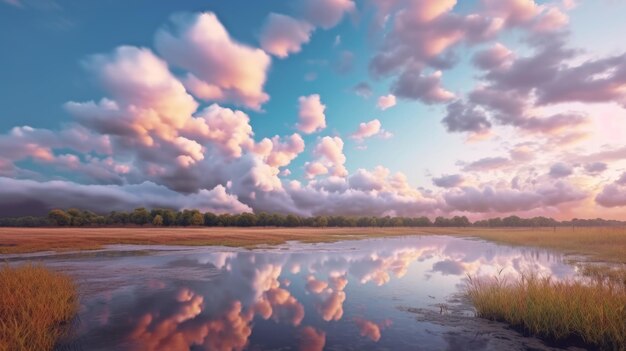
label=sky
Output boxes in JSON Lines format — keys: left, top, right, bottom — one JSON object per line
{"left": 1, "top": 0, "right": 626, "bottom": 219}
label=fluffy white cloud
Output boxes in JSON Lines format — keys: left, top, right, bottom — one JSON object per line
{"left": 300, "top": 0, "right": 355, "bottom": 29}
{"left": 312, "top": 136, "right": 348, "bottom": 177}
{"left": 377, "top": 94, "right": 397, "bottom": 110}
{"left": 155, "top": 12, "right": 271, "bottom": 110}
{"left": 296, "top": 94, "right": 327, "bottom": 134}
{"left": 351, "top": 119, "right": 392, "bottom": 141}
{"left": 260, "top": 13, "right": 314, "bottom": 58}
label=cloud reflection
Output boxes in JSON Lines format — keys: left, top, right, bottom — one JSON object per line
{"left": 72, "top": 236, "right": 576, "bottom": 350}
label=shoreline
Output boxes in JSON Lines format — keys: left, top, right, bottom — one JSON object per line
{"left": 1, "top": 226, "right": 625, "bottom": 264}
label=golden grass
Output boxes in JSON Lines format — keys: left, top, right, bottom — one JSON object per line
{"left": 1, "top": 226, "right": 624, "bottom": 265}
{"left": 0, "top": 264, "right": 79, "bottom": 351}
{"left": 0, "top": 227, "right": 427, "bottom": 254}
{"left": 466, "top": 272, "right": 626, "bottom": 350}
{"left": 448, "top": 226, "right": 626, "bottom": 264}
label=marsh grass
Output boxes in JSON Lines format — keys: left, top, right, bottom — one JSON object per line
{"left": 0, "top": 264, "right": 79, "bottom": 351}
{"left": 466, "top": 271, "right": 626, "bottom": 350}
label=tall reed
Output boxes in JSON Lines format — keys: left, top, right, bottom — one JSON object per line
{"left": 0, "top": 264, "right": 78, "bottom": 351}
{"left": 466, "top": 271, "right": 626, "bottom": 350}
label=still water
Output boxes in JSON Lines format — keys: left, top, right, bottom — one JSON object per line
{"left": 10, "top": 235, "right": 581, "bottom": 350}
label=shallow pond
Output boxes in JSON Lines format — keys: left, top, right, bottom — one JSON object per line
{"left": 5, "top": 235, "right": 582, "bottom": 350}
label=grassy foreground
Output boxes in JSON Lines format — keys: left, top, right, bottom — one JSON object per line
{"left": 466, "top": 273, "right": 626, "bottom": 350}
{"left": 0, "top": 264, "right": 78, "bottom": 351}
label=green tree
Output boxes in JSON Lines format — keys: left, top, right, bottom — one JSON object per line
{"left": 130, "top": 208, "right": 151, "bottom": 225}
{"left": 204, "top": 212, "right": 218, "bottom": 226}
{"left": 285, "top": 214, "right": 301, "bottom": 227}
{"left": 48, "top": 209, "right": 71, "bottom": 226}
{"left": 236, "top": 213, "right": 257, "bottom": 227}
{"left": 314, "top": 216, "right": 328, "bottom": 227}
{"left": 152, "top": 215, "right": 164, "bottom": 226}
{"left": 190, "top": 211, "right": 204, "bottom": 226}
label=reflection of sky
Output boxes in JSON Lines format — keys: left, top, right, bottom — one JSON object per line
{"left": 41, "top": 236, "right": 577, "bottom": 350}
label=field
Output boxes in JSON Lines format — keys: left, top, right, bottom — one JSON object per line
{"left": 1, "top": 226, "right": 625, "bottom": 264}
{"left": 0, "top": 264, "right": 78, "bottom": 351}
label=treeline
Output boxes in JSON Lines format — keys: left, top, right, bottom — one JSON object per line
{"left": 0, "top": 208, "right": 625, "bottom": 228}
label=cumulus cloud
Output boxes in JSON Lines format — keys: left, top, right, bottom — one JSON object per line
{"left": 296, "top": 94, "right": 327, "bottom": 134}
{"left": 260, "top": 13, "right": 314, "bottom": 58}
{"left": 304, "top": 162, "right": 329, "bottom": 179}
{"left": 596, "top": 173, "right": 626, "bottom": 207}
{"left": 432, "top": 174, "right": 464, "bottom": 188}
{"left": 377, "top": 94, "right": 397, "bottom": 110}
{"left": 391, "top": 69, "right": 455, "bottom": 104}
{"left": 369, "top": 0, "right": 503, "bottom": 91}
{"left": 351, "top": 119, "right": 392, "bottom": 141}
{"left": 463, "top": 156, "right": 510, "bottom": 171}
{"left": 0, "top": 177, "right": 251, "bottom": 217}
{"left": 442, "top": 100, "right": 491, "bottom": 134}
{"left": 354, "top": 318, "right": 383, "bottom": 342}
{"left": 583, "top": 162, "right": 607, "bottom": 175}
{"left": 481, "top": 0, "right": 569, "bottom": 32}
{"left": 287, "top": 167, "right": 441, "bottom": 217}
{"left": 472, "top": 43, "right": 514, "bottom": 70}
{"left": 257, "top": 134, "right": 306, "bottom": 168}
{"left": 549, "top": 162, "right": 573, "bottom": 178}
{"left": 299, "top": 327, "right": 326, "bottom": 351}
{"left": 312, "top": 136, "right": 348, "bottom": 177}
{"left": 444, "top": 181, "right": 586, "bottom": 213}
{"left": 155, "top": 12, "right": 271, "bottom": 110}
{"left": 300, "top": 0, "right": 355, "bottom": 29}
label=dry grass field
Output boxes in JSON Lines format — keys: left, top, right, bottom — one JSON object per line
{"left": 1, "top": 226, "right": 625, "bottom": 263}
{"left": 0, "top": 264, "right": 78, "bottom": 351}
{"left": 467, "top": 272, "right": 626, "bottom": 350}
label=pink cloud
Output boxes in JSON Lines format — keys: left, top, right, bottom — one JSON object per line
{"left": 305, "top": 275, "right": 329, "bottom": 294}
{"left": 377, "top": 94, "right": 397, "bottom": 110}
{"left": 299, "top": 326, "right": 326, "bottom": 351}
{"left": 313, "top": 136, "right": 347, "bottom": 177}
{"left": 369, "top": 0, "right": 502, "bottom": 78}
{"left": 444, "top": 181, "right": 587, "bottom": 213}
{"left": 441, "top": 100, "right": 491, "bottom": 134}
{"left": 351, "top": 119, "right": 391, "bottom": 141}
{"left": 296, "top": 94, "right": 327, "bottom": 134}
{"left": 596, "top": 173, "right": 626, "bottom": 207}
{"left": 258, "top": 134, "right": 306, "bottom": 168}
{"left": 472, "top": 43, "right": 514, "bottom": 70}
{"left": 354, "top": 318, "right": 383, "bottom": 342}
{"left": 482, "top": 0, "right": 541, "bottom": 27}
{"left": 392, "top": 69, "right": 455, "bottom": 104}
{"left": 155, "top": 12, "right": 271, "bottom": 110}
{"left": 432, "top": 174, "right": 464, "bottom": 188}
{"left": 260, "top": 13, "right": 314, "bottom": 58}
{"left": 300, "top": 0, "right": 355, "bottom": 29}
{"left": 304, "top": 162, "right": 329, "bottom": 179}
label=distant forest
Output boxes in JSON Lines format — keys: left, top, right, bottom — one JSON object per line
{"left": 1, "top": 208, "right": 625, "bottom": 228}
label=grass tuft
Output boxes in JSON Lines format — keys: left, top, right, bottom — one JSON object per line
{"left": 0, "top": 264, "right": 79, "bottom": 351}
{"left": 466, "top": 271, "right": 626, "bottom": 350}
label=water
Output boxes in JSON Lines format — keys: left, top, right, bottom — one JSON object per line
{"left": 5, "top": 235, "right": 581, "bottom": 350}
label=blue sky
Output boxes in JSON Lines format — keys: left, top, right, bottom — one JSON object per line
{"left": 1, "top": 0, "right": 626, "bottom": 219}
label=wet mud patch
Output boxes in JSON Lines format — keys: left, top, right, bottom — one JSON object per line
{"left": 401, "top": 296, "right": 586, "bottom": 351}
